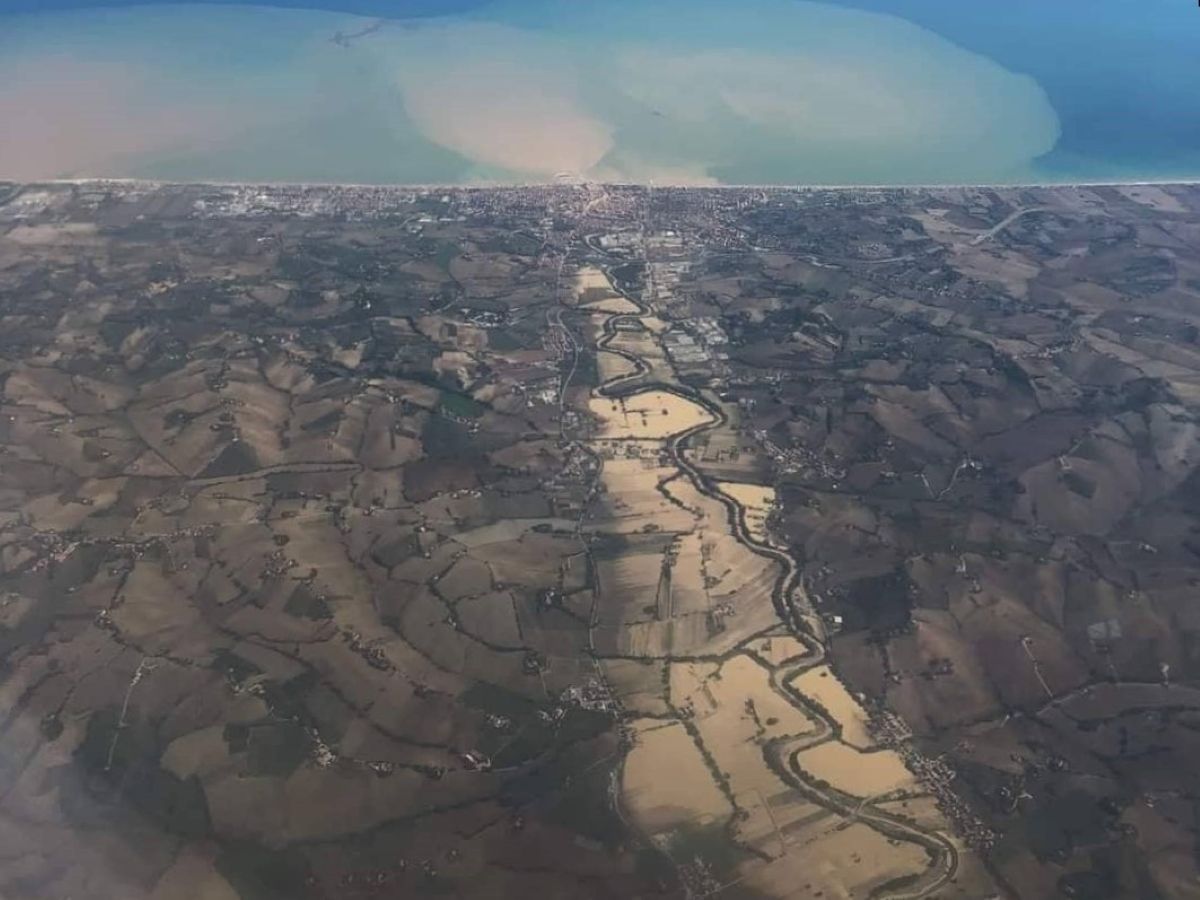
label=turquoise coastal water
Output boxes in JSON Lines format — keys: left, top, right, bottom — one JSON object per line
{"left": 0, "top": 0, "right": 1195, "bottom": 185}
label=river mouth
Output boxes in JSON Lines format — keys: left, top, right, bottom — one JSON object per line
{"left": 1, "top": 1, "right": 1059, "bottom": 185}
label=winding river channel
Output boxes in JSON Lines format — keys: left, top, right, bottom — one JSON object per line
{"left": 555, "top": 220, "right": 964, "bottom": 899}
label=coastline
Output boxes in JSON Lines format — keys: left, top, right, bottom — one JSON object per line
{"left": 33, "top": 176, "right": 1200, "bottom": 191}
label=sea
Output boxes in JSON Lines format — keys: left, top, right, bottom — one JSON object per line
{"left": 1, "top": 0, "right": 1197, "bottom": 186}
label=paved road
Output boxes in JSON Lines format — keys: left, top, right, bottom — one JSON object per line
{"left": 971, "top": 206, "right": 1047, "bottom": 245}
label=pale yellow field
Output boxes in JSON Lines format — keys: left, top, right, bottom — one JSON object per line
{"left": 669, "top": 660, "right": 721, "bottom": 719}
{"left": 719, "top": 481, "right": 777, "bottom": 544}
{"left": 639, "top": 315, "right": 670, "bottom": 335}
{"left": 571, "top": 266, "right": 641, "bottom": 313}
{"left": 584, "top": 295, "right": 641, "bottom": 314}
{"left": 731, "top": 788, "right": 795, "bottom": 859}
{"left": 596, "top": 349, "right": 639, "bottom": 383}
{"left": 605, "top": 331, "right": 677, "bottom": 384}
{"left": 588, "top": 390, "right": 714, "bottom": 440}
{"left": 668, "top": 531, "right": 710, "bottom": 616}
{"left": 705, "top": 655, "right": 819, "bottom": 744}
{"left": 668, "top": 653, "right": 825, "bottom": 860}
{"left": 704, "top": 530, "right": 779, "bottom": 608}
{"left": 792, "top": 665, "right": 875, "bottom": 750}
{"left": 622, "top": 719, "right": 731, "bottom": 833}
{"left": 794, "top": 741, "right": 916, "bottom": 798}
{"left": 595, "top": 545, "right": 665, "bottom": 621}
{"left": 745, "top": 633, "right": 814, "bottom": 667}
{"left": 572, "top": 265, "right": 615, "bottom": 299}
{"left": 594, "top": 454, "right": 695, "bottom": 533}
{"left": 614, "top": 612, "right": 751, "bottom": 658}
{"left": 741, "top": 819, "right": 931, "bottom": 900}
{"left": 601, "top": 658, "right": 670, "bottom": 716}
{"left": 660, "top": 475, "right": 781, "bottom": 606}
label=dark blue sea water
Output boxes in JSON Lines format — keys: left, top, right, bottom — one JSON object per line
{"left": 2, "top": 0, "right": 1198, "bottom": 184}
{"left": 831, "top": 1, "right": 1200, "bottom": 182}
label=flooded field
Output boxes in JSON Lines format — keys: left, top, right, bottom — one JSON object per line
{"left": 745, "top": 632, "right": 815, "bottom": 667}
{"left": 791, "top": 665, "right": 875, "bottom": 749}
{"left": 588, "top": 389, "right": 714, "bottom": 440}
{"left": 623, "top": 719, "right": 732, "bottom": 832}
{"left": 682, "top": 654, "right": 820, "bottom": 761}
{"left": 718, "top": 481, "right": 777, "bottom": 544}
{"left": 594, "top": 452, "right": 695, "bottom": 534}
{"left": 743, "top": 820, "right": 932, "bottom": 900}
{"left": 579, "top": 208, "right": 968, "bottom": 897}
{"left": 572, "top": 265, "right": 622, "bottom": 303}
{"left": 584, "top": 295, "right": 641, "bottom": 314}
{"left": 604, "top": 329, "right": 678, "bottom": 386}
{"left": 794, "top": 740, "right": 917, "bottom": 798}
{"left": 595, "top": 349, "right": 639, "bottom": 383}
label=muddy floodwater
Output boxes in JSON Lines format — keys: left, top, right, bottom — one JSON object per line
{"left": 588, "top": 390, "right": 714, "bottom": 440}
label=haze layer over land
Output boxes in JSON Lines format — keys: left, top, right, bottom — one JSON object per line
{"left": 0, "top": 0, "right": 1061, "bottom": 184}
